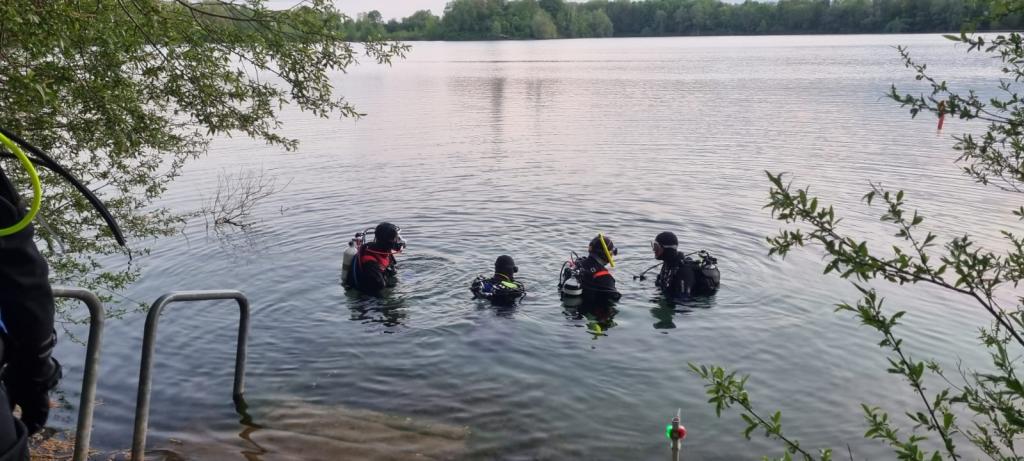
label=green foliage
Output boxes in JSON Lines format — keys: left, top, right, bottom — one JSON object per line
{"left": 689, "top": 364, "right": 833, "bottom": 461}
{"left": 694, "top": 26, "right": 1024, "bottom": 461}
{"left": 342, "top": 0, "right": 1023, "bottom": 41}
{"left": 840, "top": 289, "right": 958, "bottom": 460}
{"left": 0, "top": 1, "right": 406, "bottom": 317}
{"left": 891, "top": 34, "right": 1024, "bottom": 194}
{"left": 532, "top": 10, "right": 559, "bottom": 39}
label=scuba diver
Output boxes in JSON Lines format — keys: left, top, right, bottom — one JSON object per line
{"left": 0, "top": 166, "right": 61, "bottom": 460}
{"left": 558, "top": 234, "right": 621, "bottom": 305}
{"left": 559, "top": 235, "right": 620, "bottom": 337}
{"left": 0, "top": 128, "right": 113, "bottom": 459}
{"left": 649, "top": 231, "right": 721, "bottom": 299}
{"left": 470, "top": 255, "right": 526, "bottom": 306}
{"left": 341, "top": 222, "right": 406, "bottom": 294}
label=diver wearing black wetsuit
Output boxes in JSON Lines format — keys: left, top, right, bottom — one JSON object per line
{"left": 652, "top": 231, "right": 720, "bottom": 298}
{"left": 474, "top": 255, "right": 517, "bottom": 291}
{"left": 0, "top": 165, "right": 63, "bottom": 460}
{"left": 345, "top": 222, "right": 405, "bottom": 294}
{"left": 470, "top": 255, "right": 525, "bottom": 305}
{"left": 578, "top": 235, "right": 621, "bottom": 305}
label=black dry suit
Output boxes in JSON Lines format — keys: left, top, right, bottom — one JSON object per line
{"left": 0, "top": 166, "right": 62, "bottom": 461}
{"left": 345, "top": 242, "right": 398, "bottom": 294}
{"left": 577, "top": 255, "right": 621, "bottom": 305}
{"left": 344, "top": 222, "right": 404, "bottom": 294}
{"left": 470, "top": 255, "right": 525, "bottom": 305}
{"left": 656, "top": 248, "right": 721, "bottom": 298}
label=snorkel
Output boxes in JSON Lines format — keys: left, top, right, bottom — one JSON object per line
{"left": 0, "top": 131, "right": 41, "bottom": 237}
{"left": 598, "top": 233, "right": 615, "bottom": 268}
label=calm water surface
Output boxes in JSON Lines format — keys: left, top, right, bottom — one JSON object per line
{"left": 50, "top": 35, "right": 1019, "bottom": 460}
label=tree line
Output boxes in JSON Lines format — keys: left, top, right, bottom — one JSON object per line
{"left": 340, "top": 0, "right": 1023, "bottom": 41}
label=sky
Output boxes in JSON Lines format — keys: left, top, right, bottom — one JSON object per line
{"left": 266, "top": 1, "right": 450, "bottom": 20}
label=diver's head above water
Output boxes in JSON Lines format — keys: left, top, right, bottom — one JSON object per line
{"left": 370, "top": 221, "right": 406, "bottom": 253}
{"left": 494, "top": 255, "right": 517, "bottom": 280}
{"left": 588, "top": 234, "right": 617, "bottom": 266}
{"left": 652, "top": 231, "right": 679, "bottom": 260}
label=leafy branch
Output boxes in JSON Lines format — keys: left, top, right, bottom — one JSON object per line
{"left": 765, "top": 172, "right": 1024, "bottom": 349}
{"left": 689, "top": 364, "right": 834, "bottom": 461}
{"left": 839, "top": 288, "right": 958, "bottom": 460}
{"left": 697, "top": 29, "right": 1024, "bottom": 460}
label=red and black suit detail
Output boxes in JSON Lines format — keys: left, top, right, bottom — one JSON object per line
{"left": 346, "top": 243, "right": 398, "bottom": 293}
{"left": 577, "top": 255, "right": 621, "bottom": 304}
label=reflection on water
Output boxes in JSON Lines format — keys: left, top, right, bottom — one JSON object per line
{"left": 344, "top": 290, "right": 408, "bottom": 329}
{"left": 477, "top": 302, "right": 519, "bottom": 318}
{"left": 471, "top": 294, "right": 522, "bottom": 318}
{"left": 563, "top": 299, "right": 619, "bottom": 338}
{"left": 650, "top": 302, "right": 679, "bottom": 330}
{"left": 649, "top": 295, "right": 717, "bottom": 329}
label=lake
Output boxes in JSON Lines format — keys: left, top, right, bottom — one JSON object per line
{"left": 50, "top": 34, "right": 1018, "bottom": 460}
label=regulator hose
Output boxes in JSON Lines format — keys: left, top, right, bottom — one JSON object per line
{"left": 0, "top": 130, "right": 41, "bottom": 237}
{"left": 0, "top": 127, "right": 126, "bottom": 246}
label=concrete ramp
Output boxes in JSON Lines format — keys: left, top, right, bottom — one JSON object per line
{"left": 152, "top": 401, "right": 470, "bottom": 461}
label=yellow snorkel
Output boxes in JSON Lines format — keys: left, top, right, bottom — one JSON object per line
{"left": 0, "top": 130, "right": 42, "bottom": 237}
{"left": 598, "top": 232, "right": 615, "bottom": 268}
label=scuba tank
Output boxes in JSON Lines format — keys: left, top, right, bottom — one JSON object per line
{"left": 340, "top": 232, "right": 364, "bottom": 285}
{"left": 692, "top": 250, "right": 721, "bottom": 295}
{"left": 558, "top": 252, "right": 584, "bottom": 297}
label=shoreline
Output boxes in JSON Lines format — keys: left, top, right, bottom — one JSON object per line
{"left": 381, "top": 30, "right": 1003, "bottom": 43}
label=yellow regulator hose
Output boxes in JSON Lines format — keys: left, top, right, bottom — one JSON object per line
{"left": 0, "top": 130, "right": 42, "bottom": 237}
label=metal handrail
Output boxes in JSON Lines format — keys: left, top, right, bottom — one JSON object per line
{"left": 130, "top": 290, "right": 250, "bottom": 461}
{"left": 51, "top": 287, "right": 105, "bottom": 461}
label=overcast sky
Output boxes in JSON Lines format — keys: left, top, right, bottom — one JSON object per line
{"left": 266, "top": 1, "right": 450, "bottom": 20}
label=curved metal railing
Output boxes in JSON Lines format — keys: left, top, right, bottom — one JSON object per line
{"left": 129, "top": 290, "right": 250, "bottom": 461}
{"left": 51, "top": 287, "right": 105, "bottom": 461}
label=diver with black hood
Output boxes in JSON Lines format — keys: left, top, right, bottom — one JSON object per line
{"left": 650, "top": 231, "right": 720, "bottom": 299}
{"left": 559, "top": 234, "right": 622, "bottom": 305}
{"left": 342, "top": 222, "right": 406, "bottom": 294}
{"left": 470, "top": 255, "right": 526, "bottom": 305}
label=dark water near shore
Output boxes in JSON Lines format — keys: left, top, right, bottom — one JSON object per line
{"left": 50, "top": 35, "right": 1019, "bottom": 460}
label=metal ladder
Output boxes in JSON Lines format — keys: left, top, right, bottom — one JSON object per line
{"left": 52, "top": 287, "right": 251, "bottom": 461}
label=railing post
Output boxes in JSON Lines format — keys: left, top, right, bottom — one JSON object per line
{"left": 130, "top": 290, "right": 250, "bottom": 461}
{"left": 51, "top": 287, "right": 105, "bottom": 461}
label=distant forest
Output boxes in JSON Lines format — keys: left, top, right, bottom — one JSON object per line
{"left": 340, "top": 0, "right": 1023, "bottom": 40}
